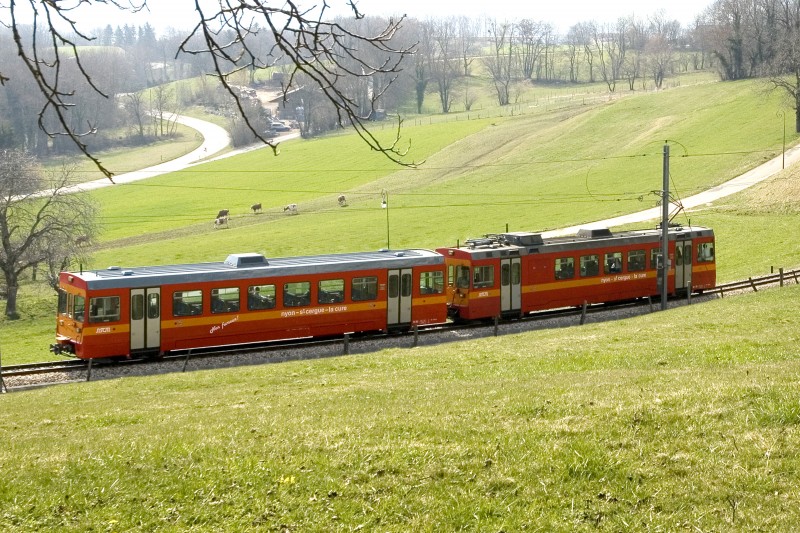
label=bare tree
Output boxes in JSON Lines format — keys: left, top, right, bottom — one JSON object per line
{"left": 516, "top": 19, "right": 548, "bottom": 80}
{"left": 768, "top": 0, "right": 800, "bottom": 132}
{"left": 429, "top": 18, "right": 459, "bottom": 113}
{"left": 456, "top": 16, "right": 480, "bottom": 77}
{"left": 593, "top": 20, "right": 628, "bottom": 92}
{"left": 484, "top": 19, "right": 515, "bottom": 106}
{"left": 565, "top": 25, "right": 583, "bottom": 82}
{"left": 2, "top": 1, "right": 417, "bottom": 179}
{"left": 0, "top": 150, "right": 97, "bottom": 318}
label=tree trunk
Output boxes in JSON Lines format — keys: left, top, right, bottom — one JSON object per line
{"left": 4, "top": 282, "right": 19, "bottom": 319}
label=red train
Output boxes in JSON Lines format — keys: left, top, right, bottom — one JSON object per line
{"left": 51, "top": 225, "right": 715, "bottom": 359}
{"left": 436, "top": 226, "right": 715, "bottom": 320}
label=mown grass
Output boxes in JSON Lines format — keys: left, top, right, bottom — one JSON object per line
{"left": 1, "top": 286, "right": 799, "bottom": 531}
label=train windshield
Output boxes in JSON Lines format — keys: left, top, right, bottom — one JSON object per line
{"left": 455, "top": 266, "right": 470, "bottom": 288}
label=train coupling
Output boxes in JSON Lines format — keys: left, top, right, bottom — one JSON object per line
{"left": 49, "top": 343, "right": 74, "bottom": 356}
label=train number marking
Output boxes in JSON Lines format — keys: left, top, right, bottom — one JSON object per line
{"left": 95, "top": 327, "right": 112, "bottom": 334}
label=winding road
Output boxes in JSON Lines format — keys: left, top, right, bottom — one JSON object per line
{"left": 63, "top": 114, "right": 298, "bottom": 194}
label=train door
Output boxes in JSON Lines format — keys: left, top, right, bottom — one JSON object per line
{"left": 130, "top": 287, "right": 161, "bottom": 353}
{"left": 387, "top": 269, "right": 412, "bottom": 328}
{"left": 674, "top": 240, "right": 693, "bottom": 292}
{"left": 500, "top": 258, "right": 521, "bottom": 315}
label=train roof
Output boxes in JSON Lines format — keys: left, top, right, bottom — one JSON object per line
{"left": 439, "top": 225, "right": 714, "bottom": 259}
{"left": 66, "top": 249, "right": 444, "bottom": 290}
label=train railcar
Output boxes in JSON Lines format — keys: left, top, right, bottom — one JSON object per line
{"left": 436, "top": 225, "right": 715, "bottom": 321}
{"left": 52, "top": 249, "right": 447, "bottom": 359}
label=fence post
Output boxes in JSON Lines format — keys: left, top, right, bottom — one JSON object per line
{"left": 86, "top": 358, "right": 93, "bottom": 382}
{"left": 413, "top": 325, "right": 419, "bottom": 347}
{"left": 580, "top": 301, "right": 588, "bottom": 325}
{"left": 494, "top": 316, "right": 499, "bottom": 337}
{"left": 749, "top": 277, "right": 758, "bottom": 292}
{"left": 343, "top": 333, "right": 350, "bottom": 355}
{"left": 0, "top": 347, "right": 7, "bottom": 394}
{"left": 182, "top": 349, "right": 192, "bottom": 372}
{"left": 780, "top": 268, "right": 784, "bottom": 288}
{"left": 647, "top": 296, "right": 653, "bottom": 313}
{"left": 687, "top": 284, "right": 692, "bottom": 305}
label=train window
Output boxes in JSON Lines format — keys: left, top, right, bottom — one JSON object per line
{"left": 89, "top": 296, "right": 121, "bottom": 323}
{"left": 352, "top": 276, "right": 378, "bottom": 301}
{"left": 148, "top": 293, "right": 160, "bottom": 319}
{"left": 698, "top": 243, "right": 715, "bottom": 262}
{"left": 401, "top": 273, "right": 413, "bottom": 297}
{"left": 473, "top": 266, "right": 494, "bottom": 288}
{"left": 627, "top": 250, "right": 646, "bottom": 272}
{"left": 420, "top": 271, "right": 444, "bottom": 294}
{"left": 173, "top": 290, "right": 203, "bottom": 317}
{"left": 248, "top": 284, "right": 276, "bottom": 310}
{"left": 455, "top": 266, "right": 470, "bottom": 289}
{"left": 650, "top": 248, "right": 662, "bottom": 269}
{"left": 74, "top": 295, "right": 85, "bottom": 322}
{"left": 501, "top": 264, "right": 510, "bottom": 286}
{"left": 554, "top": 258, "right": 574, "bottom": 280}
{"left": 58, "top": 289, "right": 67, "bottom": 315}
{"left": 604, "top": 252, "right": 623, "bottom": 274}
{"left": 284, "top": 282, "right": 311, "bottom": 307}
{"left": 580, "top": 255, "right": 599, "bottom": 277}
{"left": 512, "top": 262, "right": 521, "bottom": 285}
{"left": 675, "top": 246, "right": 684, "bottom": 266}
{"left": 388, "top": 275, "right": 399, "bottom": 298}
{"left": 131, "top": 294, "right": 144, "bottom": 321}
{"left": 211, "top": 287, "right": 240, "bottom": 313}
{"left": 448, "top": 265, "right": 455, "bottom": 286}
{"left": 319, "top": 279, "right": 345, "bottom": 304}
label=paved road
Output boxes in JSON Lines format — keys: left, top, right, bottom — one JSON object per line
{"left": 60, "top": 114, "right": 298, "bottom": 194}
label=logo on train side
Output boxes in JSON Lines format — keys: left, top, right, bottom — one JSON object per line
{"left": 210, "top": 315, "right": 240, "bottom": 334}
{"left": 280, "top": 305, "right": 348, "bottom": 318}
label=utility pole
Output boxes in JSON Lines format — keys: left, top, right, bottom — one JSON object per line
{"left": 660, "top": 143, "right": 670, "bottom": 311}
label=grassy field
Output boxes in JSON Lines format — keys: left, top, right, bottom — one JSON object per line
{"left": 1, "top": 286, "right": 798, "bottom": 531}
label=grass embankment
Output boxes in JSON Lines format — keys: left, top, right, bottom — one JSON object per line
{"left": 1, "top": 286, "right": 799, "bottom": 531}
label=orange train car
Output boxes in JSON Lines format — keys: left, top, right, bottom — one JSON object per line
{"left": 52, "top": 249, "right": 447, "bottom": 359}
{"left": 436, "top": 225, "right": 716, "bottom": 321}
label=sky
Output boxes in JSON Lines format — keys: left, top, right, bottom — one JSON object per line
{"left": 60, "top": 0, "right": 717, "bottom": 36}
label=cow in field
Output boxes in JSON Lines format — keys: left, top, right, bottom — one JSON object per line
{"left": 216, "top": 209, "right": 230, "bottom": 219}
{"left": 251, "top": 203, "right": 262, "bottom": 214}
{"left": 337, "top": 194, "right": 347, "bottom": 207}
{"left": 284, "top": 203, "right": 298, "bottom": 215}
{"left": 214, "top": 215, "right": 228, "bottom": 228}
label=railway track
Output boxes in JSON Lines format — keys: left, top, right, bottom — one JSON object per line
{"left": 3, "top": 269, "right": 798, "bottom": 393}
